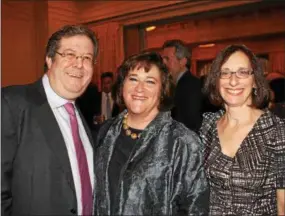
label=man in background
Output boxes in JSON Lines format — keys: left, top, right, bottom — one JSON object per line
{"left": 162, "top": 39, "right": 202, "bottom": 132}
{"left": 93, "top": 72, "right": 120, "bottom": 126}
{"left": 77, "top": 82, "right": 100, "bottom": 129}
{"left": 2, "top": 25, "right": 98, "bottom": 215}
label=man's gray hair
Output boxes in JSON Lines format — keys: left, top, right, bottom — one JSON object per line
{"left": 162, "top": 39, "right": 191, "bottom": 69}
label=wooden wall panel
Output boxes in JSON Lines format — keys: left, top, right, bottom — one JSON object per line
{"left": 2, "top": 1, "right": 48, "bottom": 87}
{"left": 88, "top": 22, "right": 124, "bottom": 85}
{"left": 77, "top": 1, "right": 182, "bottom": 24}
{"left": 192, "top": 37, "right": 285, "bottom": 61}
{"left": 145, "top": 7, "right": 285, "bottom": 49}
{"left": 124, "top": 27, "right": 141, "bottom": 58}
{"left": 48, "top": 1, "right": 79, "bottom": 36}
{"left": 191, "top": 36, "right": 285, "bottom": 76}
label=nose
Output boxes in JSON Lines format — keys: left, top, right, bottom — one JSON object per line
{"left": 73, "top": 56, "right": 84, "bottom": 68}
{"left": 134, "top": 81, "right": 144, "bottom": 92}
{"left": 229, "top": 73, "right": 239, "bottom": 86}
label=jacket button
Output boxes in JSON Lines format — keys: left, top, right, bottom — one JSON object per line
{"left": 70, "top": 208, "right": 77, "bottom": 214}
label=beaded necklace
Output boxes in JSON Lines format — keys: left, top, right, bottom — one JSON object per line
{"left": 122, "top": 113, "right": 141, "bottom": 139}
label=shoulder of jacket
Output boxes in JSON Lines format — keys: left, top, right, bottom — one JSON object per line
{"left": 2, "top": 84, "right": 31, "bottom": 104}
{"left": 170, "top": 120, "right": 201, "bottom": 143}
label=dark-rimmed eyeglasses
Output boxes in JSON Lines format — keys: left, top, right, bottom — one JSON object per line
{"left": 220, "top": 69, "right": 253, "bottom": 79}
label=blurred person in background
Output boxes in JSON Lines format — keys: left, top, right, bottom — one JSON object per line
{"left": 77, "top": 82, "right": 100, "bottom": 129}
{"left": 93, "top": 72, "right": 120, "bottom": 127}
{"left": 162, "top": 39, "right": 202, "bottom": 132}
{"left": 269, "top": 78, "right": 285, "bottom": 118}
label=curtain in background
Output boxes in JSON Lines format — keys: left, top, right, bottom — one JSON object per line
{"left": 89, "top": 22, "right": 124, "bottom": 89}
{"left": 269, "top": 52, "right": 285, "bottom": 75}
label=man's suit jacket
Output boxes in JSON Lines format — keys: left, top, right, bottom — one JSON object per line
{"left": 1, "top": 79, "right": 94, "bottom": 216}
{"left": 95, "top": 92, "right": 120, "bottom": 118}
{"left": 172, "top": 70, "right": 202, "bottom": 132}
{"left": 76, "top": 83, "right": 100, "bottom": 129}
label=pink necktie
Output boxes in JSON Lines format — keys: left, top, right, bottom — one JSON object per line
{"left": 64, "top": 103, "right": 92, "bottom": 215}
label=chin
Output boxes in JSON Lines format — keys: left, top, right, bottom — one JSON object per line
{"left": 128, "top": 109, "right": 144, "bottom": 115}
{"left": 225, "top": 101, "right": 250, "bottom": 108}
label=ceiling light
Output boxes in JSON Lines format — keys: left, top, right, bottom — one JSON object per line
{"left": 145, "top": 26, "right": 156, "bottom": 32}
{"left": 199, "top": 43, "right": 215, "bottom": 48}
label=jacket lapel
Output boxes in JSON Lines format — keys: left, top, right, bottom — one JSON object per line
{"left": 31, "top": 79, "right": 76, "bottom": 194}
{"left": 129, "top": 111, "right": 170, "bottom": 162}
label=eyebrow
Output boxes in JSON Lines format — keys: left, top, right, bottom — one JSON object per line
{"left": 128, "top": 73, "right": 159, "bottom": 81}
{"left": 62, "top": 48, "right": 93, "bottom": 56}
{"left": 221, "top": 67, "right": 250, "bottom": 71}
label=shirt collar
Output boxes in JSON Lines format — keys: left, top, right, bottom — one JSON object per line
{"left": 176, "top": 70, "right": 187, "bottom": 84}
{"left": 104, "top": 92, "right": 111, "bottom": 97}
{"left": 42, "top": 74, "right": 73, "bottom": 109}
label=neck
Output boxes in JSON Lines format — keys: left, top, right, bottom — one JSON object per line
{"left": 174, "top": 67, "right": 187, "bottom": 82}
{"left": 127, "top": 110, "right": 159, "bottom": 130}
{"left": 223, "top": 106, "right": 261, "bottom": 127}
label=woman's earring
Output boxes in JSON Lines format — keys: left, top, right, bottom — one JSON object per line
{"left": 253, "top": 88, "right": 257, "bottom": 96}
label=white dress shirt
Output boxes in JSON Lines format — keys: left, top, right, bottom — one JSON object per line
{"left": 101, "top": 92, "right": 114, "bottom": 120}
{"left": 42, "top": 74, "right": 94, "bottom": 215}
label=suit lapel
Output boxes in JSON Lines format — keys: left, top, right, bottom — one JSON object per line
{"left": 31, "top": 79, "right": 76, "bottom": 194}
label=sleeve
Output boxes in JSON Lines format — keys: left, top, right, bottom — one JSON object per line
{"left": 171, "top": 131, "right": 210, "bottom": 215}
{"left": 276, "top": 119, "right": 285, "bottom": 189}
{"left": 1, "top": 93, "right": 18, "bottom": 216}
{"left": 199, "top": 112, "right": 216, "bottom": 150}
{"left": 180, "top": 80, "right": 202, "bottom": 133}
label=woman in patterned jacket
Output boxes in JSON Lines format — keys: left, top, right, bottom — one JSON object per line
{"left": 200, "top": 44, "right": 285, "bottom": 215}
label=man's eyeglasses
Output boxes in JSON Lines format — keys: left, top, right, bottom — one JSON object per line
{"left": 56, "top": 51, "right": 96, "bottom": 66}
{"left": 220, "top": 69, "right": 253, "bottom": 79}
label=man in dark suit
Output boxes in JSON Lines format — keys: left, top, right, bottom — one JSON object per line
{"left": 76, "top": 82, "right": 100, "bottom": 129}
{"left": 2, "top": 25, "right": 98, "bottom": 215}
{"left": 162, "top": 39, "right": 202, "bottom": 132}
{"left": 93, "top": 72, "right": 120, "bottom": 126}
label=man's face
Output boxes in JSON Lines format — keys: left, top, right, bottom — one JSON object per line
{"left": 46, "top": 35, "right": 94, "bottom": 100}
{"left": 102, "top": 77, "right": 113, "bottom": 93}
{"left": 162, "top": 47, "right": 183, "bottom": 77}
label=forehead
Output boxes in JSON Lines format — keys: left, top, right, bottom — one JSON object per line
{"left": 102, "top": 77, "right": 113, "bottom": 83}
{"left": 221, "top": 51, "right": 251, "bottom": 69}
{"left": 162, "top": 47, "right": 176, "bottom": 57}
{"left": 59, "top": 35, "right": 94, "bottom": 53}
{"left": 129, "top": 65, "right": 161, "bottom": 78}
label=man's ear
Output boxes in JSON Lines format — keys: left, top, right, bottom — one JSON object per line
{"left": 46, "top": 56, "right": 52, "bottom": 70}
{"left": 180, "top": 57, "right": 187, "bottom": 67}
